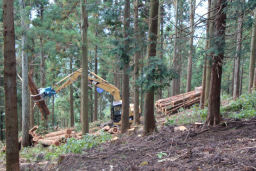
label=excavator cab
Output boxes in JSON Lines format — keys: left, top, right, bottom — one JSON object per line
{"left": 111, "top": 101, "right": 135, "bottom": 124}
{"left": 111, "top": 101, "right": 122, "bottom": 123}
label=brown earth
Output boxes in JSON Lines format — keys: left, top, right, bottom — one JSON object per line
{"left": 54, "top": 117, "right": 256, "bottom": 171}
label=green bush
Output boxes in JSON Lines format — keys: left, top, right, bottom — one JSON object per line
{"left": 221, "top": 92, "right": 256, "bottom": 119}
{"left": 166, "top": 105, "right": 207, "bottom": 126}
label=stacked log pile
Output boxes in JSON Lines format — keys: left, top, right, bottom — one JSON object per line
{"left": 155, "top": 87, "right": 202, "bottom": 115}
{"left": 27, "top": 126, "right": 81, "bottom": 147}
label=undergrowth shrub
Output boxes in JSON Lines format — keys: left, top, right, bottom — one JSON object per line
{"left": 221, "top": 92, "right": 256, "bottom": 119}
{"left": 44, "top": 131, "right": 112, "bottom": 160}
{"left": 166, "top": 105, "right": 207, "bottom": 125}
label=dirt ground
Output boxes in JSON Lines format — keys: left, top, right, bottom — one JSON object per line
{"left": 53, "top": 117, "right": 256, "bottom": 171}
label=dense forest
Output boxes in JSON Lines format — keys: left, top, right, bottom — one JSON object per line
{"left": 1, "top": 0, "right": 256, "bottom": 170}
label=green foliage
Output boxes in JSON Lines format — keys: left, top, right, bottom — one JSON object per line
{"left": 137, "top": 57, "right": 178, "bottom": 92}
{"left": 45, "top": 131, "right": 112, "bottom": 160}
{"left": 221, "top": 92, "right": 256, "bottom": 119}
{"left": 156, "top": 152, "right": 167, "bottom": 159}
{"left": 166, "top": 105, "right": 207, "bottom": 126}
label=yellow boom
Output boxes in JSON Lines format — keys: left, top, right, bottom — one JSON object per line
{"left": 54, "top": 68, "right": 121, "bottom": 101}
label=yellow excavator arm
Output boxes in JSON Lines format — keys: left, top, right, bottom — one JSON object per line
{"left": 54, "top": 68, "right": 121, "bottom": 101}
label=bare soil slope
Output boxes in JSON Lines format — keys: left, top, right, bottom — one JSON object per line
{"left": 56, "top": 117, "right": 256, "bottom": 171}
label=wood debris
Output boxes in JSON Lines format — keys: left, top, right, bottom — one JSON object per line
{"left": 155, "top": 87, "right": 202, "bottom": 115}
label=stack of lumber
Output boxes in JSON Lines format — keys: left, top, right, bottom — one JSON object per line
{"left": 28, "top": 126, "right": 81, "bottom": 147}
{"left": 155, "top": 87, "right": 202, "bottom": 115}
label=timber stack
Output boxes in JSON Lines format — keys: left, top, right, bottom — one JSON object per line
{"left": 155, "top": 87, "right": 202, "bottom": 115}
{"left": 26, "top": 126, "right": 80, "bottom": 147}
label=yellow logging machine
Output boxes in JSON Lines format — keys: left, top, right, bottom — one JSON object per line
{"left": 54, "top": 68, "right": 140, "bottom": 125}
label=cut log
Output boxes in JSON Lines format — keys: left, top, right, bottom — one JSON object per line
{"left": 38, "top": 139, "right": 60, "bottom": 146}
{"left": 43, "top": 128, "right": 73, "bottom": 138}
{"left": 28, "top": 75, "right": 50, "bottom": 120}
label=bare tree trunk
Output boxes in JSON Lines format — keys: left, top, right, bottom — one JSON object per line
{"left": 233, "top": 0, "right": 244, "bottom": 100}
{"left": 0, "top": 80, "right": 4, "bottom": 141}
{"left": 231, "top": 59, "right": 235, "bottom": 96}
{"left": 144, "top": 0, "right": 159, "bottom": 135}
{"left": 200, "top": 0, "right": 211, "bottom": 109}
{"left": 186, "top": 0, "right": 196, "bottom": 92}
{"left": 239, "top": 65, "right": 243, "bottom": 95}
{"left": 204, "top": 0, "right": 213, "bottom": 105}
{"left": 39, "top": 4, "right": 47, "bottom": 129}
{"left": 248, "top": 9, "right": 256, "bottom": 93}
{"left": 70, "top": 56, "right": 74, "bottom": 127}
{"left": 121, "top": 0, "right": 131, "bottom": 133}
{"left": 30, "top": 95, "right": 34, "bottom": 128}
{"left": 134, "top": 0, "right": 140, "bottom": 125}
{"left": 253, "top": 67, "right": 256, "bottom": 89}
{"left": 3, "top": 0, "right": 20, "bottom": 169}
{"left": 172, "top": 0, "right": 179, "bottom": 96}
{"left": 20, "top": 0, "right": 30, "bottom": 147}
{"left": 80, "top": 0, "right": 89, "bottom": 134}
{"left": 207, "top": 0, "right": 226, "bottom": 126}
{"left": 93, "top": 44, "right": 98, "bottom": 121}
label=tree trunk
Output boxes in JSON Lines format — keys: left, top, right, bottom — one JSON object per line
{"left": 144, "top": 0, "right": 159, "bottom": 135}
{"left": 206, "top": 0, "right": 226, "bottom": 126}
{"left": 52, "top": 96, "right": 55, "bottom": 127}
{"left": 0, "top": 112, "right": 3, "bottom": 141}
{"left": 204, "top": 0, "right": 213, "bottom": 105}
{"left": 39, "top": 4, "right": 47, "bottom": 129}
{"left": 121, "top": 0, "right": 131, "bottom": 133}
{"left": 172, "top": 0, "right": 179, "bottom": 96}
{"left": 0, "top": 82, "right": 4, "bottom": 141}
{"left": 231, "top": 58, "right": 235, "bottom": 96}
{"left": 186, "top": 0, "right": 196, "bottom": 92}
{"left": 248, "top": 9, "right": 256, "bottom": 93}
{"left": 93, "top": 44, "right": 98, "bottom": 121}
{"left": 253, "top": 67, "right": 256, "bottom": 89}
{"left": 30, "top": 95, "right": 34, "bottom": 128}
{"left": 134, "top": 0, "right": 140, "bottom": 125}
{"left": 70, "top": 56, "right": 74, "bottom": 127}
{"left": 80, "top": 0, "right": 89, "bottom": 134}
{"left": 239, "top": 65, "right": 243, "bottom": 95}
{"left": 20, "top": 0, "right": 30, "bottom": 147}
{"left": 233, "top": 0, "right": 244, "bottom": 100}
{"left": 200, "top": 0, "right": 211, "bottom": 109}
{"left": 3, "top": 0, "right": 20, "bottom": 169}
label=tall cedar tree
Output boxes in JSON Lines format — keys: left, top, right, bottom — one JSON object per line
{"left": 200, "top": 0, "right": 211, "bottom": 108}
{"left": 134, "top": 0, "right": 140, "bottom": 125}
{"left": 20, "top": 0, "right": 30, "bottom": 147}
{"left": 207, "top": 0, "right": 227, "bottom": 125}
{"left": 186, "top": 0, "right": 196, "bottom": 92}
{"left": 70, "top": 56, "right": 74, "bottom": 127}
{"left": 144, "top": 0, "right": 159, "bottom": 134}
{"left": 80, "top": 0, "right": 89, "bottom": 134}
{"left": 205, "top": 0, "right": 214, "bottom": 105}
{"left": 233, "top": 0, "right": 244, "bottom": 100}
{"left": 121, "top": 0, "right": 130, "bottom": 133}
{"left": 3, "top": 0, "right": 20, "bottom": 170}
{"left": 94, "top": 31, "right": 98, "bottom": 121}
{"left": 248, "top": 9, "right": 256, "bottom": 93}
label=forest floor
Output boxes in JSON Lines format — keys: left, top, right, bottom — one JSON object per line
{"left": 54, "top": 117, "right": 256, "bottom": 171}
{"left": 1, "top": 97, "right": 256, "bottom": 171}
{"left": 15, "top": 116, "right": 255, "bottom": 171}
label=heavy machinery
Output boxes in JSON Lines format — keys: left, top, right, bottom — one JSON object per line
{"left": 54, "top": 68, "right": 138, "bottom": 125}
